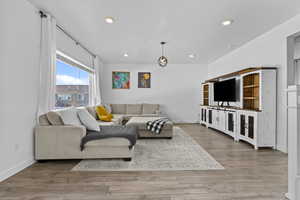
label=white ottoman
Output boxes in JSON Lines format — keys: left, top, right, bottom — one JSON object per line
{"left": 126, "top": 117, "right": 173, "bottom": 138}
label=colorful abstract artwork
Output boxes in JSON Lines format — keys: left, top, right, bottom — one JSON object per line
{"left": 138, "top": 72, "right": 151, "bottom": 88}
{"left": 112, "top": 71, "right": 130, "bottom": 89}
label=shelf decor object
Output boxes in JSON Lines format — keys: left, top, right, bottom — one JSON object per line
{"left": 242, "top": 73, "right": 260, "bottom": 110}
{"left": 203, "top": 84, "right": 209, "bottom": 106}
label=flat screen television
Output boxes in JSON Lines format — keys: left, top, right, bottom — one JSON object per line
{"left": 214, "top": 78, "right": 236, "bottom": 102}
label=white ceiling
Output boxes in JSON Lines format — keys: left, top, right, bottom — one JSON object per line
{"left": 28, "top": 0, "right": 300, "bottom": 64}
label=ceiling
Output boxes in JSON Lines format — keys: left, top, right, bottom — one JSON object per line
{"left": 28, "top": 0, "right": 300, "bottom": 64}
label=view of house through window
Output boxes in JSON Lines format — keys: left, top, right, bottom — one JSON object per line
{"left": 55, "top": 59, "right": 90, "bottom": 108}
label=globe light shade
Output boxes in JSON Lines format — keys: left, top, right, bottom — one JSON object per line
{"left": 158, "top": 56, "right": 168, "bottom": 67}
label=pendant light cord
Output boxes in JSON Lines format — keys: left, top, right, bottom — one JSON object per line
{"left": 161, "top": 42, "right": 166, "bottom": 56}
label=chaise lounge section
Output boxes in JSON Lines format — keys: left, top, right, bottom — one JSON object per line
{"left": 127, "top": 117, "right": 173, "bottom": 138}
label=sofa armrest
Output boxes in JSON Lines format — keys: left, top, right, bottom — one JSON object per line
{"left": 35, "top": 125, "right": 86, "bottom": 159}
{"left": 35, "top": 125, "right": 86, "bottom": 137}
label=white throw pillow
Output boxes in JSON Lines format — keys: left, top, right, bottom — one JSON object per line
{"left": 103, "top": 104, "right": 112, "bottom": 113}
{"left": 78, "top": 108, "right": 100, "bottom": 132}
{"left": 57, "top": 107, "right": 82, "bottom": 126}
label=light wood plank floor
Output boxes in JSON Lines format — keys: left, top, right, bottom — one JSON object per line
{"left": 0, "top": 124, "right": 288, "bottom": 200}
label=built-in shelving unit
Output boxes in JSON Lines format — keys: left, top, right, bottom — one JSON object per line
{"left": 200, "top": 67, "right": 277, "bottom": 149}
{"left": 242, "top": 73, "right": 260, "bottom": 110}
{"left": 203, "top": 84, "right": 209, "bottom": 106}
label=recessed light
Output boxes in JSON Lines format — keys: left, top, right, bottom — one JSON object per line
{"left": 222, "top": 20, "right": 233, "bottom": 26}
{"left": 188, "top": 54, "right": 195, "bottom": 58}
{"left": 123, "top": 53, "right": 129, "bottom": 57}
{"left": 105, "top": 17, "right": 115, "bottom": 24}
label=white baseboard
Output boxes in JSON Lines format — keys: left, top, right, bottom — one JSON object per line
{"left": 276, "top": 144, "right": 288, "bottom": 153}
{"left": 0, "top": 159, "right": 35, "bottom": 182}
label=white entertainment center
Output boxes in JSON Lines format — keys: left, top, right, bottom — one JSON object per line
{"left": 200, "top": 67, "right": 277, "bottom": 149}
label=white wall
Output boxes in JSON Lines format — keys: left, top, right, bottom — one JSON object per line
{"left": 207, "top": 14, "right": 300, "bottom": 153}
{"left": 101, "top": 64, "right": 208, "bottom": 123}
{"left": 56, "top": 29, "right": 93, "bottom": 67}
{"left": 0, "top": 0, "right": 40, "bottom": 181}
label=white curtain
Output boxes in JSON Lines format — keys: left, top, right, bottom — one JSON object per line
{"left": 37, "top": 13, "right": 57, "bottom": 116}
{"left": 89, "top": 56, "right": 102, "bottom": 105}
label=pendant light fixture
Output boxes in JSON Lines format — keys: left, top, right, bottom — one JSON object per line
{"left": 158, "top": 41, "right": 168, "bottom": 67}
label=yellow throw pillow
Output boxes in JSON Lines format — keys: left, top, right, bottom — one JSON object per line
{"left": 95, "top": 106, "right": 113, "bottom": 122}
{"left": 96, "top": 106, "right": 108, "bottom": 116}
{"left": 99, "top": 115, "right": 112, "bottom": 122}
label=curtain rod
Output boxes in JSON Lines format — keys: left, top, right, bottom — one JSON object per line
{"left": 39, "top": 11, "right": 96, "bottom": 58}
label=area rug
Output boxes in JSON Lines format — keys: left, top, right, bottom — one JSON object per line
{"left": 72, "top": 127, "right": 224, "bottom": 171}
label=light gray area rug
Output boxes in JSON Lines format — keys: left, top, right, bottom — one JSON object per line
{"left": 72, "top": 127, "right": 224, "bottom": 171}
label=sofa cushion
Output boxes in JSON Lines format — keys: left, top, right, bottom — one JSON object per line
{"left": 126, "top": 117, "right": 173, "bottom": 130}
{"left": 121, "top": 114, "right": 140, "bottom": 121}
{"left": 126, "top": 104, "right": 142, "bottom": 115}
{"left": 103, "top": 104, "right": 112, "bottom": 114}
{"left": 85, "top": 138, "right": 130, "bottom": 147}
{"left": 39, "top": 114, "right": 51, "bottom": 126}
{"left": 58, "top": 107, "right": 82, "bottom": 126}
{"left": 47, "top": 111, "right": 64, "bottom": 125}
{"left": 86, "top": 106, "right": 98, "bottom": 119}
{"left": 111, "top": 104, "right": 127, "bottom": 114}
{"left": 78, "top": 108, "right": 100, "bottom": 132}
{"left": 140, "top": 114, "right": 160, "bottom": 117}
{"left": 121, "top": 114, "right": 159, "bottom": 121}
{"left": 97, "top": 120, "right": 116, "bottom": 126}
{"left": 112, "top": 114, "right": 124, "bottom": 125}
{"left": 142, "top": 104, "right": 159, "bottom": 114}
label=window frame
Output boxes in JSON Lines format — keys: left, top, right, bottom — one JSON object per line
{"left": 55, "top": 50, "right": 95, "bottom": 108}
{"left": 56, "top": 50, "right": 95, "bottom": 74}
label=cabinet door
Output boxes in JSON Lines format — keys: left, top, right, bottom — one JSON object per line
{"left": 240, "top": 114, "right": 246, "bottom": 136}
{"left": 201, "top": 108, "right": 207, "bottom": 122}
{"left": 212, "top": 110, "right": 219, "bottom": 128}
{"left": 219, "top": 111, "right": 226, "bottom": 131}
{"left": 248, "top": 115, "right": 255, "bottom": 139}
{"left": 228, "top": 113, "right": 234, "bottom": 132}
{"left": 208, "top": 110, "right": 212, "bottom": 124}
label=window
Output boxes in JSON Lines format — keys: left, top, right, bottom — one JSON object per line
{"left": 55, "top": 51, "right": 94, "bottom": 108}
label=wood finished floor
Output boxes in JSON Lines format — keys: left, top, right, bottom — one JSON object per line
{"left": 0, "top": 124, "right": 288, "bottom": 200}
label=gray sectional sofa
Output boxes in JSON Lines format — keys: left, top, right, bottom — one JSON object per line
{"left": 35, "top": 104, "right": 161, "bottom": 160}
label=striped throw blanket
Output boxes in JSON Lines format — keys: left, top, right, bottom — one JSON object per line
{"left": 146, "top": 118, "right": 169, "bottom": 134}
